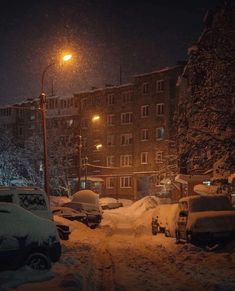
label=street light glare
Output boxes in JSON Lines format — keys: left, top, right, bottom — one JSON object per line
{"left": 92, "top": 115, "right": 100, "bottom": 122}
{"left": 96, "top": 144, "right": 103, "bottom": 150}
{"left": 62, "top": 54, "right": 72, "bottom": 62}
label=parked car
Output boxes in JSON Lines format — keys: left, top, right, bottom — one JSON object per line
{"left": 99, "top": 198, "right": 123, "bottom": 210}
{"left": 175, "top": 195, "right": 235, "bottom": 246}
{"left": 52, "top": 206, "right": 87, "bottom": 223}
{"left": 0, "top": 203, "right": 61, "bottom": 271}
{"left": 63, "top": 189, "right": 103, "bottom": 229}
{"left": 0, "top": 186, "right": 70, "bottom": 240}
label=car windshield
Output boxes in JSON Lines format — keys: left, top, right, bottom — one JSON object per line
{"left": 190, "top": 196, "right": 233, "bottom": 212}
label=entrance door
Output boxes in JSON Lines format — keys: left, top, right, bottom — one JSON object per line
{"left": 137, "top": 176, "right": 150, "bottom": 198}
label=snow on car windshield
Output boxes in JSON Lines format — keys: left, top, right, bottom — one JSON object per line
{"left": 190, "top": 196, "right": 233, "bottom": 212}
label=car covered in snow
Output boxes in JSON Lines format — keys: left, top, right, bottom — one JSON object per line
{"left": 52, "top": 206, "right": 87, "bottom": 223}
{"left": 0, "top": 203, "right": 61, "bottom": 271}
{"left": 99, "top": 197, "right": 123, "bottom": 210}
{"left": 0, "top": 186, "right": 70, "bottom": 241}
{"left": 63, "top": 190, "right": 103, "bottom": 228}
{"left": 175, "top": 195, "right": 235, "bottom": 245}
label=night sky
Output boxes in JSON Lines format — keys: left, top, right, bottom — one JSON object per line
{"left": 0, "top": 0, "right": 218, "bottom": 105}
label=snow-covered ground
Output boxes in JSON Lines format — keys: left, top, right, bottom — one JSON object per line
{"left": 1, "top": 196, "right": 235, "bottom": 291}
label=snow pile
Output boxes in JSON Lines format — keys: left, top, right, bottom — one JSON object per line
{"left": 100, "top": 196, "right": 161, "bottom": 235}
{"left": 99, "top": 197, "right": 119, "bottom": 205}
{"left": 119, "top": 199, "right": 133, "bottom": 207}
{"left": 128, "top": 196, "right": 159, "bottom": 213}
{"left": 194, "top": 184, "right": 219, "bottom": 195}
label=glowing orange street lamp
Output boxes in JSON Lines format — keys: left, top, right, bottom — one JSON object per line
{"left": 92, "top": 115, "right": 100, "bottom": 122}
{"left": 40, "top": 54, "right": 72, "bottom": 196}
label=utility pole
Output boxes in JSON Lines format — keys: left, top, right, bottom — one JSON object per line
{"left": 39, "top": 93, "right": 49, "bottom": 196}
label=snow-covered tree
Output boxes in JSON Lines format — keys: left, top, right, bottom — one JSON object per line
{"left": 177, "top": 1, "right": 235, "bottom": 179}
{"left": 0, "top": 130, "right": 41, "bottom": 186}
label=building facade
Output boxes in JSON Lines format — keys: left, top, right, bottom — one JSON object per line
{"left": 0, "top": 64, "right": 184, "bottom": 199}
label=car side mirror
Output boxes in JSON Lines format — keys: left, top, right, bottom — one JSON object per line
{"left": 179, "top": 210, "right": 188, "bottom": 217}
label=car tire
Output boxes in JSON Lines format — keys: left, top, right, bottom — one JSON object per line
{"left": 26, "top": 252, "right": 51, "bottom": 270}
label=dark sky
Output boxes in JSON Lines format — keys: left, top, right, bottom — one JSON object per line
{"left": 0, "top": 0, "right": 218, "bottom": 105}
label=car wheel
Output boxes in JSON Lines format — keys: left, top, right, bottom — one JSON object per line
{"left": 26, "top": 252, "right": 51, "bottom": 270}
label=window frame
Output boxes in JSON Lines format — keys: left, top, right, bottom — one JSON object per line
{"left": 140, "top": 152, "right": 148, "bottom": 164}
{"left": 120, "top": 176, "right": 132, "bottom": 188}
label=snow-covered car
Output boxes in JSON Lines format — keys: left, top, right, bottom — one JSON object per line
{"left": 99, "top": 197, "right": 123, "bottom": 210}
{"left": 175, "top": 195, "right": 235, "bottom": 246}
{"left": 52, "top": 206, "right": 87, "bottom": 223}
{"left": 63, "top": 190, "right": 103, "bottom": 228}
{"left": 0, "top": 186, "right": 70, "bottom": 240}
{"left": 0, "top": 203, "right": 61, "bottom": 271}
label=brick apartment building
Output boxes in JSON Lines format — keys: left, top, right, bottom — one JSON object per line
{"left": 0, "top": 64, "right": 183, "bottom": 199}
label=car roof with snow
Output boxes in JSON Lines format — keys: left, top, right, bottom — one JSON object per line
{"left": 179, "top": 194, "right": 228, "bottom": 202}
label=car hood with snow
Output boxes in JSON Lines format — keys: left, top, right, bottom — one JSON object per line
{"left": 0, "top": 203, "right": 60, "bottom": 245}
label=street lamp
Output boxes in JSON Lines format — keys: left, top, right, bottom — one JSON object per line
{"left": 40, "top": 53, "right": 72, "bottom": 196}
{"left": 77, "top": 115, "right": 101, "bottom": 191}
{"left": 84, "top": 144, "right": 103, "bottom": 188}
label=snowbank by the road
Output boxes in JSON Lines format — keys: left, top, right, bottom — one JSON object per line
{"left": 0, "top": 267, "right": 54, "bottom": 289}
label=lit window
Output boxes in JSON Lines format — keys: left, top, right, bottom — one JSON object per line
{"left": 156, "top": 80, "right": 164, "bottom": 92}
{"left": 120, "top": 155, "right": 132, "bottom": 167}
{"left": 120, "top": 176, "right": 132, "bottom": 188}
{"left": 141, "top": 152, "right": 148, "bottom": 164}
{"left": 142, "top": 82, "right": 149, "bottom": 94}
{"left": 156, "top": 127, "right": 164, "bottom": 140}
{"left": 155, "top": 151, "right": 163, "bottom": 163}
{"left": 141, "top": 129, "right": 149, "bottom": 141}
{"left": 156, "top": 103, "right": 164, "bottom": 115}
{"left": 121, "top": 112, "right": 133, "bottom": 124}
{"left": 120, "top": 133, "right": 133, "bottom": 145}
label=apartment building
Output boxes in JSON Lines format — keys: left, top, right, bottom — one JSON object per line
{"left": 74, "top": 65, "right": 183, "bottom": 199}
{"left": 0, "top": 64, "right": 183, "bottom": 199}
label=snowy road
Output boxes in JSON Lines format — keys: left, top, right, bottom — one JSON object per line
{"left": 14, "top": 225, "right": 235, "bottom": 290}
{"left": 7, "top": 198, "right": 235, "bottom": 290}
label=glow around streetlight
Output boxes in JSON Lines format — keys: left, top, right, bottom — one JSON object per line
{"left": 92, "top": 115, "right": 100, "bottom": 122}
{"left": 62, "top": 54, "right": 72, "bottom": 62}
{"left": 95, "top": 144, "right": 103, "bottom": 150}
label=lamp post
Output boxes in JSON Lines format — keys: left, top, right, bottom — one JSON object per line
{"left": 84, "top": 144, "right": 103, "bottom": 188}
{"left": 77, "top": 115, "right": 101, "bottom": 191}
{"left": 40, "top": 54, "right": 72, "bottom": 196}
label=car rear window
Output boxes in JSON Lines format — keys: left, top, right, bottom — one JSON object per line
{"left": 18, "top": 194, "right": 47, "bottom": 210}
{"left": 190, "top": 196, "right": 233, "bottom": 212}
